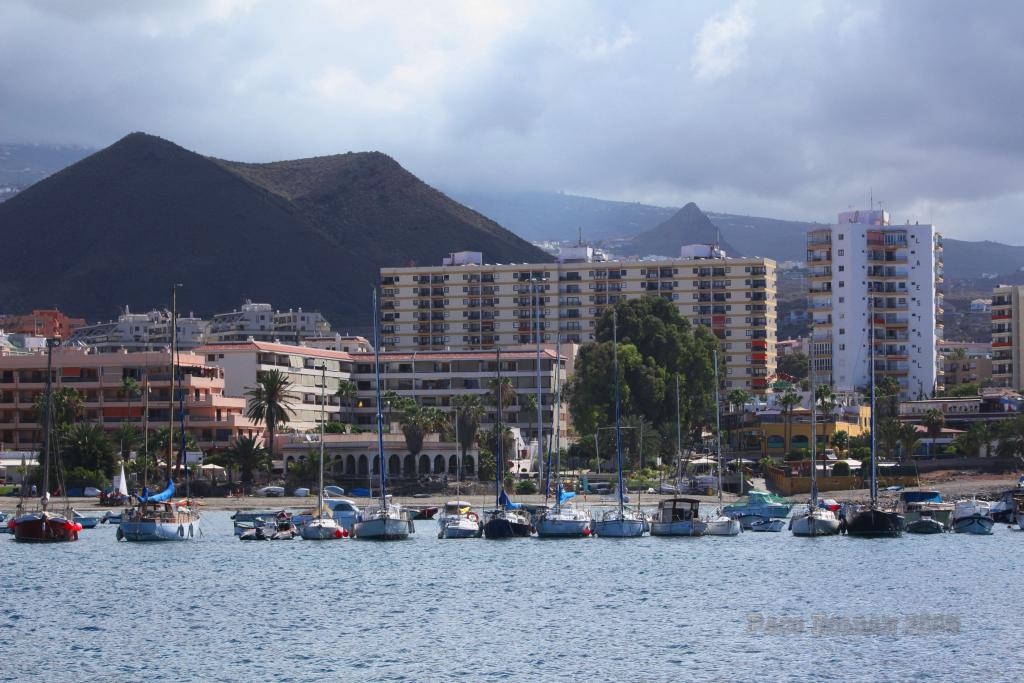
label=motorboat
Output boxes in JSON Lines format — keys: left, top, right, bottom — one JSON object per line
{"left": 724, "top": 490, "right": 793, "bottom": 529}
{"left": 291, "top": 498, "right": 360, "bottom": 532}
{"left": 750, "top": 518, "right": 786, "bottom": 532}
{"left": 650, "top": 498, "right": 706, "bottom": 537}
{"left": 241, "top": 512, "right": 298, "bottom": 540}
{"left": 72, "top": 510, "right": 101, "bottom": 529}
{"left": 951, "top": 499, "right": 994, "bottom": 535}
{"left": 101, "top": 511, "right": 122, "bottom": 525}
{"left": 1014, "top": 492, "right": 1024, "bottom": 531}
{"left": 437, "top": 500, "right": 482, "bottom": 539}
{"left": 231, "top": 510, "right": 288, "bottom": 536}
{"left": 905, "top": 510, "right": 946, "bottom": 534}
{"left": 354, "top": 503, "right": 415, "bottom": 540}
{"left": 704, "top": 514, "right": 742, "bottom": 536}
{"left": 897, "top": 491, "right": 954, "bottom": 528}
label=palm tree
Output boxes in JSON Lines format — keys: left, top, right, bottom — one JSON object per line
{"left": 923, "top": 408, "right": 945, "bottom": 457}
{"left": 62, "top": 422, "right": 117, "bottom": 477}
{"left": 488, "top": 376, "right": 517, "bottom": 424}
{"left": 877, "top": 418, "right": 902, "bottom": 462}
{"left": 451, "top": 394, "right": 485, "bottom": 475}
{"left": 971, "top": 421, "right": 997, "bottom": 457}
{"left": 397, "top": 399, "right": 446, "bottom": 459}
{"left": 996, "top": 416, "right": 1024, "bottom": 466}
{"left": 149, "top": 427, "right": 198, "bottom": 469}
{"left": 245, "top": 369, "right": 296, "bottom": 457}
{"left": 726, "top": 389, "right": 750, "bottom": 449}
{"left": 335, "top": 379, "right": 358, "bottom": 426}
{"left": 216, "top": 435, "right": 270, "bottom": 489}
{"left": 897, "top": 422, "right": 921, "bottom": 463}
{"left": 831, "top": 430, "right": 849, "bottom": 455}
{"left": 519, "top": 391, "right": 540, "bottom": 451}
{"left": 779, "top": 390, "right": 800, "bottom": 455}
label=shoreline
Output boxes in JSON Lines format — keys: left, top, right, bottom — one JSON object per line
{"left": 2, "top": 473, "right": 1019, "bottom": 513}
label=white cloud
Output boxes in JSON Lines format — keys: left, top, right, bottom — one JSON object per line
{"left": 691, "top": 2, "right": 753, "bottom": 82}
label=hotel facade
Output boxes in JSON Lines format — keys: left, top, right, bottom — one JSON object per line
{"left": 992, "top": 284, "right": 1024, "bottom": 389}
{"left": 379, "top": 245, "right": 777, "bottom": 394}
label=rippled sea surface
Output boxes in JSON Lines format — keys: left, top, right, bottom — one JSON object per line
{"left": 3, "top": 508, "right": 1024, "bottom": 683}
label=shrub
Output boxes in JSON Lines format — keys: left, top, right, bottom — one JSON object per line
{"left": 785, "top": 449, "right": 808, "bottom": 461}
{"left": 515, "top": 479, "right": 537, "bottom": 495}
{"left": 831, "top": 460, "right": 851, "bottom": 477}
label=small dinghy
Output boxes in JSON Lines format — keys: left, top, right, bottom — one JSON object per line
{"left": 73, "top": 510, "right": 101, "bottom": 529}
{"left": 906, "top": 510, "right": 945, "bottom": 534}
{"left": 750, "top": 517, "right": 785, "bottom": 532}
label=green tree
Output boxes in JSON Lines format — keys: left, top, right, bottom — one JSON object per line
{"left": 61, "top": 422, "right": 117, "bottom": 477}
{"left": 832, "top": 430, "right": 849, "bottom": 454}
{"left": 149, "top": 427, "right": 198, "bottom": 472}
{"left": 334, "top": 379, "right": 358, "bottom": 424}
{"left": 923, "top": 408, "right": 945, "bottom": 457}
{"left": 245, "top": 369, "right": 296, "bottom": 457}
{"left": 995, "top": 416, "right": 1024, "bottom": 465}
{"left": 874, "top": 376, "right": 902, "bottom": 419}
{"left": 897, "top": 421, "right": 922, "bottom": 463}
{"left": 832, "top": 460, "right": 851, "bottom": 476}
{"left": 777, "top": 352, "right": 808, "bottom": 382}
{"left": 396, "top": 399, "right": 446, "bottom": 458}
{"left": 215, "top": 435, "right": 270, "bottom": 488}
{"left": 114, "top": 423, "right": 142, "bottom": 459}
{"left": 621, "top": 414, "right": 661, "bottom": 470}
{"left": 477, "top": 449, "right": 496, "bottom": 482}
{"left": 877, "top": 418, "right": 902, "bottom": 462}
{"left": 120, "top": 376, "right": 141, "bottom": 452}
{"left": 727, "top": 389, "right": 750, "bottom": 417}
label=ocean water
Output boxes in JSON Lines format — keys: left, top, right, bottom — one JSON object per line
{"left": 3, "top": 509, "right": 1023, "bottom": 683}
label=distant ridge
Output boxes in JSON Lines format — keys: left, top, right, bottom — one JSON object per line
{"left": 0, "top": 133, "right": 550, "bottom": 326}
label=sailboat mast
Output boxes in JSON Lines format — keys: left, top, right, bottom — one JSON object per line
{"left": 167, "top": 284, "right": 177, "bottom": 483}
{"left": 534, "top": 277, "right": 544, "bottom": 494}
{"left": 713, "top": 350, "right": 723, "bottom": 505}
{"left": 675, "top": 373, "right": 681, "bottom": 486}
{"left": 318, "top": 364, "right": 326, "bottom": 518}
{"left": 41, "top": 337, "right": 55, "bottom": 502}
{"left": 545, "top": 334, "right": 561, "bottom": 507}
{"left": 869, "top": 295, "right": 877, "bottom": 503}
{"left": 810, "top": 337, "right": 818, "bottom": 507}
{"left": 371, "top": 289, "right": 387, "bottom": 507}
{"left": 613, "top": 309, "right": 624, "bottom": 516}
{"left": 142, "top": 369, "right": 149, "bottom": 490}
{"left": 495, "top": 346, "right": 503, "bottom": 507}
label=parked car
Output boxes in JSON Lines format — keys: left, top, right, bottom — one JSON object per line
{"left": 292, "top": 487, "right": 310, "bottom": 497}
{"left": 323, "top": 485, "right": 346, "bottom": 498}
{"left": 256, "top": 486, "right": 285, "bottom": 497}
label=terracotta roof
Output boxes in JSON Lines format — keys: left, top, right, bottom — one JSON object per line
{"left": 195, "top": 341, "right": 563, "bottom": 362}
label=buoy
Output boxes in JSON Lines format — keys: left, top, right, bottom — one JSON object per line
{"left": 582, "top": 526, "right": 592, "bottom": 537}
{"left": 6, "top": 520, "right": 14, "bottom": 530}
{"left": 116, "top": 527, "right": 124, "bottom": 541}
{"left": 178, "top": 525, "right": 185, "bottom": 537}
{"left": 341, "top": 528, "right": 349, "bottom": 538}
{"left": 188, "top": 523, "right": 194, "bottom": 538}
{"left": 334, "top": 529, "right": 343, "bottom": 538}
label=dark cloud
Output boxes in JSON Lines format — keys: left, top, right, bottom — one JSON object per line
{"left": 1, "top": 0, "right": 1021, "bottom": 241}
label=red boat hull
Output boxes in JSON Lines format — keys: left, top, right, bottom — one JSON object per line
{"left": 12, "top": 514, "right": 80, "bottom": 543}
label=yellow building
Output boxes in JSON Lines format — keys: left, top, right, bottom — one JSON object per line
{"left": 742, "top": 405, "right": 871, "bottom": 455}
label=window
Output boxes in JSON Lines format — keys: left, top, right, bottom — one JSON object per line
{"left": 838, "top": 265, "right": 844, "bottom": 272}
{"left": 838, "top": 233, "right": 844, "bottom": 240}
{"left": 839, "top": 328, "right": 845, "bottom": 335}
{"left": 838, "top": 249, "right": 845, "bottom": 256}
{"left": 838, "top": 297, "right": 844, "bottom": 303}
{"left": 838, "top": 281, "right": 845, "bottom": 288}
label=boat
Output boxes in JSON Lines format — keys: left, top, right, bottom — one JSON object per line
{"left": 301, "top": 363, "right": 345, "bottom": 541}
{"left": 725, "top": 490, "right": 794, "bottom": 529}
{"left": 12, "top": 338, "right": 81, "bottom": 543}
{"left": 843, "top": 304, "right": 903, "bottom": 537}
{"left": 750, "top": 518, "right": 786, "bottom": 532}
{"left": 101, "top": 511, "right": 122, "bottom": 525}
{"left": 650, "top": 498, "right": 706, "bottom": 536}
{"left": 241, "top": 511, "right": 297, "bottom": 540}
{"left": 897, "top": 491, "right": 954, "bottom": 528}
{"left": 353, "top": 289, "right": 413, "bottom": 541}
{"left": 592, "top": 310, "right": 646, "bottom": 539}
{"left": 119, "top": 481, "right": 200, "bottom": 541}
{"left": 951, "top": 499, "right": 995, "bottom": 535}
{"left": 789, "top": 346, "right": 840, "bottom": 537}
{"left": 72, "top": 510, "right": 101, "bottom": 529}
{"left": 1014, "top": 491, "right": 1024, "bottom": 531}
{"left": 703, "top": 350, "right": 740, "bottom": 537}
{"left": 291, "top": 498, "right": 360, "bottom": 532}
{"left": 437, "top": 500, "right": 482, "bottom": 539}
{"left": 232, "top": 509, "right": 289, "bottom": 536}
{"left": 535, "top": 346, "right": 593, "bottom": 539}
{"left": 990, "top": 480, "right": 1024, "bottom": 523}
{"left": 905, "top": 510, "right": 946, "bottom": 534}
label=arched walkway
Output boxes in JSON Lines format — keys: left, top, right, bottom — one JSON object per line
{"left": 388, "top": 454, "right": 401, "bottom": 477}
{"left": 448, "top": 454, "right": 458, "bottom": 475}
{"left": 462, "top": 455, "right": 475, "bottom": 476}
{"left": 418, "top": 454, "right": 431, "bottom": 475}
{"left": 434, "top": 454, "right": 446, "bottom": 474}
{"left": 403, "top": 454, "right": 416, "bottom": 478}
{"left": 358, "top": 454, "right": 368, "bottom": 475}
{"left": 346, "top": 454, "right": 356, "bottom": 476}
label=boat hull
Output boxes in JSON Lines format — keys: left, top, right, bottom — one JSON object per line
{"left": 705, "top": 517, "right": 742, "bottom": 536}
{"left": 790, "top": 512, "right": 841, "bottom": 537}
{"left": 439, "top": 521, "right": 481, "bottom": 539}
{"left": 906, "top": 518, "right": 945, "bottom": 534}
{"left": 1017, "top": 512, "right": 1024, "bottom": 531}
{"left": 13, "top": 513, "right": 79, "bottom": 543}
{"left": 354, "top": 516, "right": 412, "bottom": 540}
{"left": 952, "top": 514, "right": 994, "bottom": 535}
{"left": 300, "top": 520, "right": 345, "bottom": 540}
{"left": 535, "top": 517, "right": 591, "bottom": 538}
{"left": 120, "top": 519, "right": 197, "bottom": 542}
{"left": 650, "top": 520, "right": 706, "bottom": 536}
{"left": 843, "top": 508, "right": 904, "bottom": 537}
{"left": 592, "top": 518, "right": 646, "bottom": 537}
{"left": 483, "top": 517, "right": 532, "bottom": 539}
{"left": 751, "top": 519, "right": 786, "bottom": 532}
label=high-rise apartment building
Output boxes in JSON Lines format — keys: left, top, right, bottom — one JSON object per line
{"left": 991, "top": 284, "right": 1024, "bottom": 389}
{"left": 807, "top": 210, "right": 943, "bottom": 398}
{"left": 379, "top": 246, "right": 777, "bottom": 393}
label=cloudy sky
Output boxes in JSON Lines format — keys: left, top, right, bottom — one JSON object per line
{"left": 2, "top": 0, "right": 1022, "bottom": 242}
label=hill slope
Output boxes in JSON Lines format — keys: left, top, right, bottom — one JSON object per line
{"left": 0, "top": 133, "right": 549, "bottom": 326}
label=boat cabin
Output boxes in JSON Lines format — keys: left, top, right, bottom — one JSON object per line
{"left": 654, "top": 498, "right": 701, "bottom": 524}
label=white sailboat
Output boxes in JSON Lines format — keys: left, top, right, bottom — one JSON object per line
{"left": 592, "top": 309, "right": 646, "bottom": 538}
{"left": 437, "top": 500, "right": 481, "bottom": 539}
{"left": 704, "top": 350, "right": 741, "bottom": 537}
{"left": 790, "top": 341, "right": 840, "bottom": 537}
{"left": 353, "top": 289, "right": 414, "bottom": 541}
{"left": 301, "top": 364, "right": 344, "bottom": 540}
{"left": 536, "top": 333, "right": 592, "bottom": 538}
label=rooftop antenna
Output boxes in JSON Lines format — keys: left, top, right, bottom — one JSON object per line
{"left": 577, "top": 227, "right": 583, "bottom": 247}
{"left": 870, "top": 187, "right": 874, "bottom": 212}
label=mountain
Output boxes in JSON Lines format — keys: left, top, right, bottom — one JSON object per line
{"left": 0, "top": 133, "right": 550, "bottom": 327}
{"left": 620, "top": 202, "right": 741, "bottom": 257}
{"left": 705, "top": 212, "right": 820, "bottom": 262}
{"left": 450, "top": 189, "right": 676, "bottom": 241}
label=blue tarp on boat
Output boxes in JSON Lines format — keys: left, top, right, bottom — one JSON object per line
{"left": 899, "top": 490, "right": 942, "bottom": 503}
{"left": 498, "top": 489, "right": 522, "bottom": 509}
{"left": 138, "top": 481, "right": 175, "bottom": 503}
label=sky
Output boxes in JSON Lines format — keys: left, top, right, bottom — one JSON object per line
{"left": 2, "top": 0, "right": 1023, "bottom": 242}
